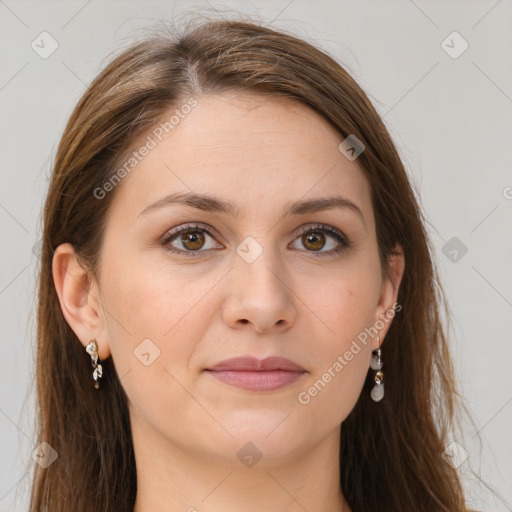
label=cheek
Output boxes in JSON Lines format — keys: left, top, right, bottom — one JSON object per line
{"left": 297, "top": 283, "right": 374, "bottom": 425}
{"left": 99, "top": 261, "right": 217, "bottom": 438}
{"left": 99, "top": 255, "right": 219, "bottom": 392}
{"left": 307, "top": 261, "right": 382, "bottom": 346}
{"left": 103, "top": 248, "right": 217, "bottom": 337}
{"left": 295, "top": 263, "right": 380, "bottom": 420}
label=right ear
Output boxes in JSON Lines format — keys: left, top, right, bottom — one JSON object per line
{"left": 52, "top": 243, "right": 111, "bottom": 360}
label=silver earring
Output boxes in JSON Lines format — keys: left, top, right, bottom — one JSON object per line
{"left": 85, "top": 338, "right": 103, "bottom": 389}
{"left": 370, "top": 335, "right": 384, "bottom": 402}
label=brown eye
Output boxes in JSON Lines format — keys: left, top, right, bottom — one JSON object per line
{"left": 179, "top": 230, "right": 206, "bottom": 251}
{"left": 162, "top": 223, "right": 223, "bottom": 256}
{"left": 291, "top": 224, "right": 351, "bottom": 257}
{"left": 301, "top": 231, "right": 325, "bottom": 251}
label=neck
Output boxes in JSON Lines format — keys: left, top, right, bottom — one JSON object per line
{"left": 130, "top": 413, "right": 350, "bottom": 512}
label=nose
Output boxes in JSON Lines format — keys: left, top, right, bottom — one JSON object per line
{"left": 221, "top": 248, "right": 297, "bottom": 334}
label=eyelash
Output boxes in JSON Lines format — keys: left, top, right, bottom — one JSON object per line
{"left": 160, "top": 223, "right": 351, "bottom": 258}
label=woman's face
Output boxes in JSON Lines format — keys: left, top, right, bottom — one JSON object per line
{"left": 65, "top": 92, "right": 403, "bottom": 466}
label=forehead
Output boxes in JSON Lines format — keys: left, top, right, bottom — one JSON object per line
{"left": 107, "top": 92, "right": 373, "bottom": 223}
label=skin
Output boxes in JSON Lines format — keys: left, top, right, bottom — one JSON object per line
{"left": 53, "top": 91, "right": 404, "bottom": 512}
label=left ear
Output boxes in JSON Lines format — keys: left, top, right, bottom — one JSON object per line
{"left": 372, "top": 244, "right": 405, "bottom": 349}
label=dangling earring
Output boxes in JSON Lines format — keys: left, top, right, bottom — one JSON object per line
{"left": 370, "top": 335, "right": 384, "bottom": 402}
{"left": 85, "top": 338, "right": 103, "bottom": 389}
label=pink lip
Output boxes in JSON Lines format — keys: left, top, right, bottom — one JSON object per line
{"left": 204, "top": 356, "right": 306, "bottom": 391}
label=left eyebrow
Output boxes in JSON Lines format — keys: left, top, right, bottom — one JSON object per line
{"left": 137, "top": 192, "right": 366, "bottom": 229}
{"left": 282, "top": 196, "right": 365, "bottom": 226}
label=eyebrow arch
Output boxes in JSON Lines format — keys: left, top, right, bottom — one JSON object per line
{"left": 137, "top": 191, "right": 366, "bottom": 227}
{"left": 138, "top": 192, "right": 239, "bottom": 218}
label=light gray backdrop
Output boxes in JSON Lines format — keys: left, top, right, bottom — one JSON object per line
{"left": 1, "top": 1, "right": 511, "bottom": 511}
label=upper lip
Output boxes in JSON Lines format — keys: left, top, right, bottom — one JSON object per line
{"left": 205, "top": 356, "right": 305, "bottom": 372}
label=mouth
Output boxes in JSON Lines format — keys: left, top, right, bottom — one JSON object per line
{"left": 203, "top": 356, "right": 307, "bottom": 392}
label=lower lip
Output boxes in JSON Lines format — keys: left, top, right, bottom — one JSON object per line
{"left": 204, "top": 370, "right": 306, "bottom": 391}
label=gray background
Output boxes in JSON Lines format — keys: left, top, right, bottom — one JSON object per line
{"left": 1, "top": 1, "right": 511, "bottom": 510}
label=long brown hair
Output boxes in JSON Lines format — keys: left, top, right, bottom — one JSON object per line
{"left": 29, "top": 15, "right": 472, "bottom": 511}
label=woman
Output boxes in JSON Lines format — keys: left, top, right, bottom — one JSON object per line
{"left": 29, "top": 16, "right": 473, "bottom": 512}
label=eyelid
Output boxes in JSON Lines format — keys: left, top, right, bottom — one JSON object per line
{"left": 161, "top": 222, "right": 223, "bottom": 244}
{"left": 293, "top": 223, "right": 349, "bottom": 243}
